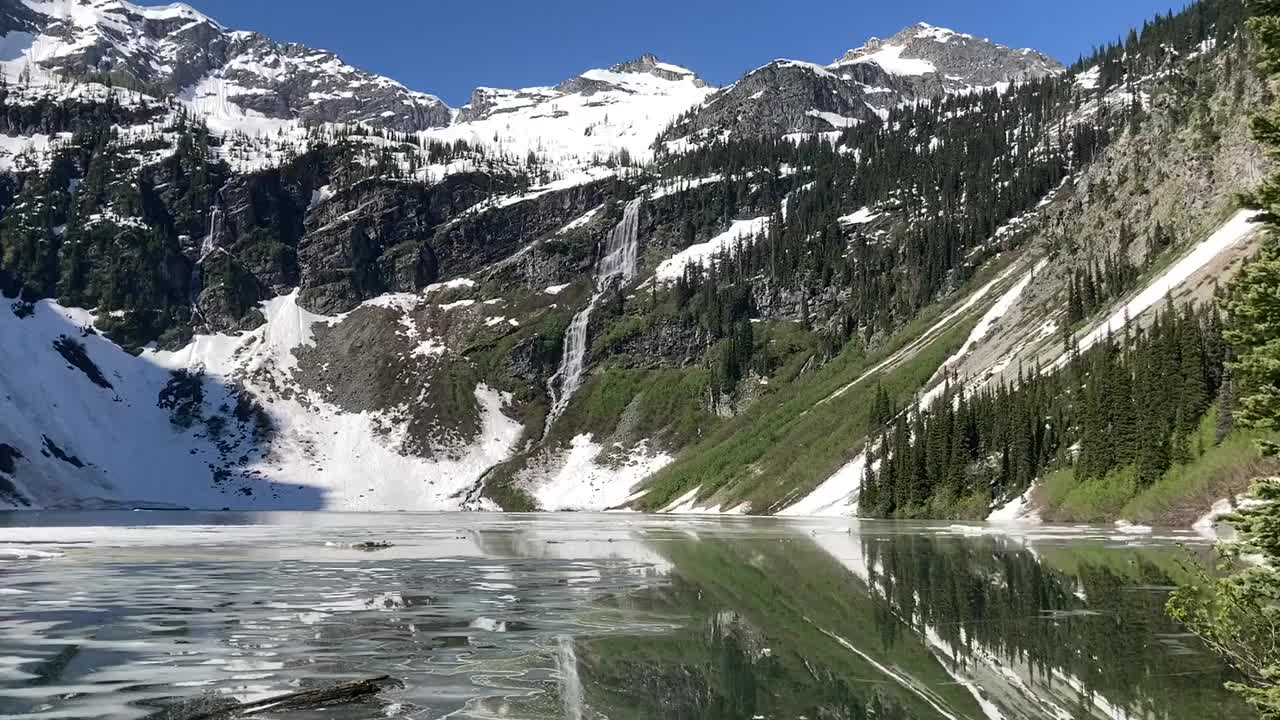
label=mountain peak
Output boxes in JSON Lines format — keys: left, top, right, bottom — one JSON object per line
{"left": 900, "top": 22, "right": 972, "bottom": 39}
{"left": 611, "top": 52, "right": 663, "bottom": 71}
{"left": 831, "top": 22, "right": 1063, "bottom": 83}
{"left": 606, "top": 53, "right": 706, "bottom": 86}
{"left": 10, "top": 0, "right": 451, "bottom": 132}
{"left": 37, "top": 0, "right": 222, "bottom": 30}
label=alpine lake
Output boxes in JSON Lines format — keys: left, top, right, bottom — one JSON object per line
{"left": 0, "top": 512, "right": 1250, "bottom": 719}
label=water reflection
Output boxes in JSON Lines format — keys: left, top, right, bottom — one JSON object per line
{"left": 595, "top": 525, "right": 1248, "bottom": 720}
{"left": 0, "top": 513, "right": 1250, "bottom": 719}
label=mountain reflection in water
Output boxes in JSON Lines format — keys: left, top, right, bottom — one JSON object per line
{"left": 0, "top": 512, "right": 1249, "bottom": 719}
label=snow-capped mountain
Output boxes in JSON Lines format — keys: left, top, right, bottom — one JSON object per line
{"left": 7, "top": 0, "right": 451, "bottom": 132}
{"left": 832, "top": 22, "right": 1062, "bottom": 90}
{"left": 668, "top": 22, "right": 1064, "bottom": 139}
{"left": 0, "top": 1, "right": 1061, "bottom": 170}
{"left": 0, "top": 0, "right": 716, "bottom": 176}
{"left": 430, "top": 53, "right": 714, "bottom": 171}
{"left": 0, "top": 0, "right": 1257, "bottom": 515}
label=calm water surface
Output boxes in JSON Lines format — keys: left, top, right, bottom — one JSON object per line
{"left": 0, "top": 512, "right": 1251, "bottom": 719}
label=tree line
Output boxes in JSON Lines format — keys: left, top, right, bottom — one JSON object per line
{"left": 860, "top": 300, "right": 1227, "bottom": 517}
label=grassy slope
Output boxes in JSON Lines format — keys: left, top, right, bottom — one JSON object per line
{"left": 482, "top": 319, "right": 819, "bottom": 504}
{"left": 638, "top": 310, "right": 981, "bottom": 514}
{"left": 1037, "top": 409, "right": 1280, "bottom": 524}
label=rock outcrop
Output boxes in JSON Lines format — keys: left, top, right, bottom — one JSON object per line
{"left": 668, "top": 22, "right": 1064, "bottom": 139}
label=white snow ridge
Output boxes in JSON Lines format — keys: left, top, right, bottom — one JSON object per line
{"left": 0, "top": 292, "right": 523, "bottom": 511}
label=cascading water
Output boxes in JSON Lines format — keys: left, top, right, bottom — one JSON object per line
{"left": 546, "top": 198, "right": 643, "bottom": 426}
{"left": 199, "top": 203, "right": 223, "bottom": 263}
{"left": 555, "top": 635, "right": 584, "bottom": 720}
{"left": 595, "top": 197, "right": 642, "bottom": 281}
{"left": 189, "top": 188, "right": 226, "bottom": 328}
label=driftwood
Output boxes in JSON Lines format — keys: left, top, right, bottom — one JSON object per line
{"left": 179, "top": 675, "right": 404, "bottom": 720}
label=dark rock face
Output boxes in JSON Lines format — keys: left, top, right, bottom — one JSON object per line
{"left": 680, "top": 61, "right": 877, "bottom": 138}
{"left": 293, "top": 305, "right": 483, "bottom": 458}
{"left": 612, "top": 318, "right": 710, "bottom": 369}
{"left": 298, "top": 180, "right": 440, "bottom": 315}
{"left": 608, "top": 53, "right": 706, "bottom": 85}
{"left": 53, "top": 336, "right": 114, "bottom": 390}
{"left": 454, "top": 86, "right": 554, "bottom": 123}
{"left": 0, "top": 0, "right": 41, "bottom": 37}
{"left": 296, "top": 173, "right": 508, "bottom": 314}
{"left": 0, "top": 442, "right": 22, "bottom": 475}
{"left": 0, "top": 442, "right": 28, "bottom": 507}
{"left": 208, "top": 158, "right": 327, "bottom": 294}
{"left": 430, "top": 180, "right": 615, "bottom": 289}
{"left": 146, "top": 154, "right": 524, "bottom": 322}
{"left": 136, "top": 149, "right": 317, "bottom": 334}
{"left": 40, "top": 435, "right": 84, "bottom": 468}
{"left": 217, "top": 35, "right": 453, "bottom": 132}
{"left": 482, "top": 240, "right": 589, "bottom": 293}
{"left": 0, "top": 93, "right": 166, "bottom": 137}
{"left": 195, "top": 252, "right": 268, "bottom": 334}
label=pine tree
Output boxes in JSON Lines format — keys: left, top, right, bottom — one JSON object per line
{"left": 1179, "top": 306, "right": 1211, "bottom": 435}
{"left": 1171, "top": 4, "right": 1280, "bottom": 715}
{"left": 1216, "top": 369, "right": 1238, "bottom": 443}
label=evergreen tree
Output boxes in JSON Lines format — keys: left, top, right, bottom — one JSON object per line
{"left": 1171, "top": 3, "right": 1280, "bottom": 716}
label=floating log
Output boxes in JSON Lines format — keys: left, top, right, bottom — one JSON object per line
{"left": 179, "top": 675, "right": 404, "bottom": 720}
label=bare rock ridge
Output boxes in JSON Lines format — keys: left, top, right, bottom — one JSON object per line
{"left": 670, "top": 22, "right": 1065, "bottom": 139}
{"left": 607, "top": 52, "right": 707, "bottom": 85}
{"left": 13, "top": 0, "right": 451, "bottom": 132}
{"left": 832, "top": 22, "right": 1062, "bottom": 87}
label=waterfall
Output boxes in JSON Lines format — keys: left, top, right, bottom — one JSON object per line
{"left": 556, "top": 635, "right": 584, "bottom": 720}
{"left": 547, "top": 296, "right": 598, "bottom": 423}
{"left": 596, "top": 197, "right": 643, "bottom": 282}
{"left": 199, "top": 204, "right": 222, "bottom": 263}
{"left": 546, "top": 198, "right": 643, "bottom": 426}
{"left": 190, "top": 189, "right": 226, "bottom": 329}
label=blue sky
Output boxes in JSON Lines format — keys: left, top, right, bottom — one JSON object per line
{"left": 149, "top": 1, "right": 1182, "bottom": 106}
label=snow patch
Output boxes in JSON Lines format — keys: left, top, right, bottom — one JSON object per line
{"left": 838, "top": 207, "right": 879, "bottom": 226}
{"left": 943, "top": 260, "right": 1046, "bottom": 370}
{"left": 426, "top": 278, "right": 477, "bottom": 293}
{"left": 806, "top": 109, "right": 861, "bottom": 129}
{"left": 558, "top": 205, "right": 603, "bottom": 234}
{"left": 530, "top": 435, "right": 673, "bottom": 512}
{"left": 1115, "top": 521, "right": 1153, "bottom": 535}
{"left": 654, "top": 217, "right": 770, "bottom": 282}
{"left": 987, "top": 487, "right": 1042, "bottom": 525}
{"left": 1075, "top": 66, "right": 1101, "bottom": 90}
{"left": 0, "top": 287, "right": 524, "bottom": 511}
{"left": 777, "top": 452, "right": 868, "bottom": 517}
{"left": 1058, "top": 210, "right": 1261, "bottom": 366}
{"left": 424, "top": 64, "right": 714, "bottom": 175}
{"left": 837, "top": 44, "right": 937, "bottom": 76}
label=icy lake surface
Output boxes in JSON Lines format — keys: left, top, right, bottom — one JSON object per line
{"left": 0, "top": 513, "right": 1255, "bottom": 719}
